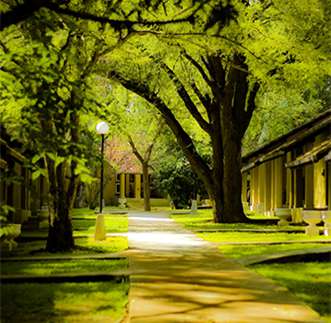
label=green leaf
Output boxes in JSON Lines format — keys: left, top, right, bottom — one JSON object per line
{"left": 32, "top": 168, "right": 47, "bottom": 181}
{"left": 31, "top": 154, "right": 43, "bottom": 164}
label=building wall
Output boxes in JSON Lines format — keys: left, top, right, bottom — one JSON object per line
{"left": 242, "top": 131, "right": 330, "bottom": 214}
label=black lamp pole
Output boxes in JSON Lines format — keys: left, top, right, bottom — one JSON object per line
{"left": 99, "top": 134, "right": 105, "bottom": 214}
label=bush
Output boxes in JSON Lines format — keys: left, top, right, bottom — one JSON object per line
{"left": 153, "top": 157, "right": 206, "bottom": 209}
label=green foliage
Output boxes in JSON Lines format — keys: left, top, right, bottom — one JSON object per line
{"left": 154, "top": 154, "right": 207, "bottom": 208}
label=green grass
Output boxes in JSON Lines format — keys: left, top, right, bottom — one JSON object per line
{"left": 253, "top": 262, "right": 331, "bottom": 322}
{"left": 9, "top": 234, "right": 128, "bottom": 258}
{"left": 75, "top": 236, "right": 128, "bottom": 254}
{"left": 1, "top": 208, "right": 130, "bottom": 322}
{"left": 218, "top": 243, "right": 328, "bottom": 260}
{"left": 1, "top": 281, "right": 129, "bottom": 323}
{"left": 72, "top": 210, "right": 128, "bottom": 235}
{"left": 36, "top": 236, "right": 128, "bottom": 256}
{"left": 197, "top": 231, "right": 330, "bottom": 243}
{"left": 126, "top": 198, "right": 170, "bottom": 210}
{"left": 171, "top": 209, "right": 302, "bottom": 231}
{"left": 1, "top": 258, "right": 127, "bottom": 276}
{"left": 9, "top": 208, "right": 129, "bottom": 257}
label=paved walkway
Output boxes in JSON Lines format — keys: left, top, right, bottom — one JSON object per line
{"left": 126, "top": 211, "right": 321, "bottom": 323}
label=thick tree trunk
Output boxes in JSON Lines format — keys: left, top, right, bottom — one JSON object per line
{"left": 209, "top": 107, "right": 224, "bottom": 223}
{"left": 222, "top": 126, "right": 248, "bottom": 223}
{"left": 218, "top": 53, "right": 251, "bottom": 223}
{"left": 45, "top": 161, "right": 76, "bottom": 252}
{"left": 46, "top": 204, "right": 74, "bottom": 252}
{"left": 142, "top": 163, "right": 151, "bottom": 211}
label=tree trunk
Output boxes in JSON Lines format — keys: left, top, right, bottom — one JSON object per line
{"left": 45, "top": 161, "right": 76, "bottom": 252}
{"left": 142, "top": 162, "right": 151, "bottom": 211}
{"left": 222, "top": 125, "right": 248, "bottom": 223}
{"left": 209, "top": 107, "right": 224, "bottom": 223}
{"left": 46, "top": 204, "right": 74, "bottom": 252}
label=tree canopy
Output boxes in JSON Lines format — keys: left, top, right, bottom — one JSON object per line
{"left": 1, "top": 0, "right": 330, "bottom": 249}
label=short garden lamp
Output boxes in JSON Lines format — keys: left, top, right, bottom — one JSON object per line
{"left": 95, "top": 121, "right": 109, "bottom": 241}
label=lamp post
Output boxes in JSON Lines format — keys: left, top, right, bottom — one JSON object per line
{"left": 95, "top": 121, "right": 109, "bottom": 240}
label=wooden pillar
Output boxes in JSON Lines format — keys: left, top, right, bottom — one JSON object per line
{"left": 125, "top": 174, "right": 130, "bottom": 197}
{"left": 134, "top": 174, "right": 141, "bottom": 199}
{"left": 258, "top": 163, "right": 266, "bottom": 213}
{"left": 251, "top": 167, "right": 259, "bottom": 209}
{"left": 293, "top": 168, "right": 298, "bottom": 208}
{"left": 305, "top": 164, "right": 314, "bottom": 209}
{"left": 270, "top": 160, "right": 275, "bottom": 211}
{"left": 286, "top": 152, "right": 293, "bottom": 208}
{"left": 314, "top": 159, "right": 326, "bottom": 209}
{"left": 328, "top": 162, "right": 331, "bottom": 210}
{"left": 242, "top": 172, "right": 248, "bottom": 203}
{"left": 274, "top": 157, "right": 283, "bottom": 209}
{"left": 265, "top": 161, "right": 272, "bottom": 214}
{"left": 120, "top": 173, "right": 125, "bottom": 199}
{"left": 13, "top": 163, "right": 22, "bottom": 223}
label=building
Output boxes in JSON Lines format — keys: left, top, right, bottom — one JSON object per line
{"left": 0, "top": 127, "right": 48, "bottom": 227}
{"left": 1, "top": 135, "right": 31, "bottom": 224}
{"left": 102, "top": 138, "right": 161, "bottom": 205}
{"left": 242, "top": 109, "right": 331, "bottom": 216}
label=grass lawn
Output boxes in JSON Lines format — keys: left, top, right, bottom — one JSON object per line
{"left": 10, "top": 208, "right": 129, "bottom": 257}
{"left": 125, "top": 198, "right": 171, "bottom": 211}
{"left": 171, "top": 209, "right": 303, "bottom": 231}
{"left": 1, "top": 208, "right": 129, "bottom": 322}
{"left": 197, "top": 231, "right": 330, "bottom": 243}
{"left": 218, "top": 243, "right": 328, "bottom": 260}
{"left": 1, "top": 258, "right": 128, "bottom": 275}
{"left": 1, "top": 281, "right": 129, "bottom": 323}
{"left": 5, "top": 236, "right": 128, "bottom": 258}
{"left": 253, "top": 262, "right": 331, "bottom": 322}
{"left": 72, "top": 208, "right": 128, "bottom": 234}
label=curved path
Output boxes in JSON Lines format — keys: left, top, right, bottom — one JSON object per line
{"left": 125, "top": 211, "right": 321, "bottom": 323}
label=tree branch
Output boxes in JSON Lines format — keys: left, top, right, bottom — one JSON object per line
{"left": 109, "top": 70, "right": 213, "bottom": 189}
{"left": 181, "top": 50, "right": 211, "bottom": 85}
{"left": 190, "top": 82, "right": 212, "bottom": 116}
{"left": 1, "top": 0, "right": 196, "bottom": 31}
{"left": 159, "top": 61, "right": 211, "bottom": 134}
{"left": 144, "top": 117, "right": 165, "bottom": 162}
{"left": 128, "top": 135, "right": 145, "bottom": 164}
{"left": 241, "top": 82, "right": 260, "bottom": 132}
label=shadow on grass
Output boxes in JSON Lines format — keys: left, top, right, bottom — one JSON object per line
{"left": 1, "top": 281, "right": 129, "bottom": 323}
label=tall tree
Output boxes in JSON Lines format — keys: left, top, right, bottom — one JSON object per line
{"left": 0, "top": 10, "right": 118, "bottom": 251}
{"left": 106, "top": 91, "right": 166, "bottom": 211}
{"left": 104, "top": 0, "right": 330, "bottom": 222}
{"left": 110, "top": 53, "right": 258, "bottom": 222}
{"left": 127, "top": 117, "right": 165, "bottom": 212}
